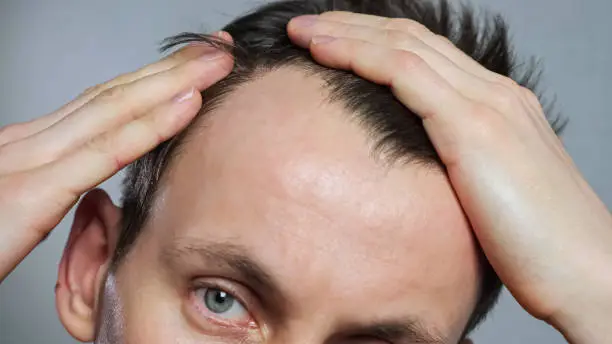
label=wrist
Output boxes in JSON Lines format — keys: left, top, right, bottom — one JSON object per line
{"left": 547, "top": 278, "right": 612, "bottom": 344}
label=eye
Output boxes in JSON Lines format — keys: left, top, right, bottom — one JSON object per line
{"left": 186, "top": 279, "right": 261, "bottom": 336}
{"left": 195, "top": 287, "right": 248, "bottom": 320}
{"left": 188, "top": 282, "right": 259, "bottom": 332}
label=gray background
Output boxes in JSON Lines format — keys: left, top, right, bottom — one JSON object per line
{"left": 0, "top": 0, "right": 610, "bottom": 343}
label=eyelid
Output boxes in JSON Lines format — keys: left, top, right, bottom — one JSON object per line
{"left": 349, "top": 335, "right": 392, "bottom": 344}
{"left": 190, "top": 277, "right": 261, "bottom": 328}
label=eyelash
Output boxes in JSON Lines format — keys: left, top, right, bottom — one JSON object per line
{"left": 188, "top": 278, "right": 259, "bottom": 330}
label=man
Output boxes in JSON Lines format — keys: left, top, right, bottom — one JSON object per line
{"left": 0, "top": 0, "right": 610, "bottom": 343}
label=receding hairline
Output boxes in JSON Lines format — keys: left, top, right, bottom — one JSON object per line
{"left": 115, "top": 0, "right": 563, "bottom": 333}
{"left": 158, "top": 63, "right": 443, "bottom": 189}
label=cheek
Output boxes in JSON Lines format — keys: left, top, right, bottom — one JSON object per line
{"left": 102, "top": 259, "right": 192, "bottom": 343}
{"left": 100, "top": 240, "right": 250, "bottom": 344}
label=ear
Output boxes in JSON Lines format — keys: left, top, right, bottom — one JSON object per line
{"left": 55, "top": 188, "right": 121, "bottom": 342}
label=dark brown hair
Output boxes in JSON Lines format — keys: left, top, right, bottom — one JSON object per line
{"left": 114, "top": 0, "right": 564, "bottom": 336}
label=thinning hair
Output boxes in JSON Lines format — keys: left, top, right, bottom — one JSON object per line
{"left": 114, "top": 0, "right": 564, "bottom": 337}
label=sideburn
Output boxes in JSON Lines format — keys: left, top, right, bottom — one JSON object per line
{"left": 95, "top": 272, "right": 124, "bottom": 344}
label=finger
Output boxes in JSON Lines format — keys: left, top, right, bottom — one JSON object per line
{"left": 289, "top": 17, "right": 492, "bottom": 87}
{"left": 304, "top": 36, "right": 476, "bottom": 163}
{"left": 32, "top": 86, "right": 203, "bottom": 203}
{"left": 292, "top": 12, "right": 500, "bottom": 82}
{"left": 0, "top": 92, "right": 200, "bottom": 279}
{"left": 306, "top": 31, "right": 537, "bottom": 120}
{"left": 306, "top": 34, "right": 570, "bottom": 170}
{"left": 287, "top": 15, "right": 507, "bottom": 111}
{"left": 289, "top": 16, "right": 431, "bottom": 52}
{"left": 4, "top": 31, "right": 232, "bottom": 144}
{"left": 307, "top": 33, "right": 497, "bottom": 103}
{"left": 1, "top": 47, "right": 233, "bottom": 174}
{"left": 311, "top": 37, "right": 469, "bottom": 134}
{"left": 289, "top": 14, "right": 539, "bottom": 125}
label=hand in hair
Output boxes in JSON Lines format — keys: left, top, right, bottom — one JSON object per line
{"left": 0, "top": 33, "right": 234, "bottom": 281}
{"left": 288, "top": 12, "right": 612, "bottom": 344}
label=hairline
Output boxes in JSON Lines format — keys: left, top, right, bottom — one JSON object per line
{"left": 112, "top": 49, "right": 491, "bottom": 338}
{"left": 140, "top": 60, "right": 445, "bottom": 246}
{"left": 111, "top": 0, "right": 567, "bottom": 334}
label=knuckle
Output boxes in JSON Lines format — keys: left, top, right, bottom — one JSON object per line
{"left": 84, "top": 133, "right": 125, "bottom": 171}
{"left": 85, "top": 131, "right": 128, "bottom": 170}
{"left": 95, "top": 84, "right": 127, "bottom": 103}
{"left": 384, "top": 28, "right": 409, "bottom": 44}
{"left": 393, "top": 50, "right": 426, "bottom": 76}
{"left": 466, "top": 104, "right": 508, "bottom": 140}
{"left": 36, "top": 141, "right": 65, "bottom": 164}
{"left": 386, "top": 18, "right": 429, "bottom": 36}
{"left": 489, "top": 83, "right": 522, "bottom": 113}
{"left": 381, "top": 17, "right": 397, "bottom": 30}
{"left": 521, "top": 86, "right": 543, "bottom": 106}
{"left": 89, "top": 84, "right": 138, "bottom": 119}
{"left": 496, "top": 75, "right": 520, "bottom": 88}
{"left": 85, "top": 133, "right": 115, "bottom": 157}
{"left": 434, "top": 34, "right": 455, "bottom": 47}
{"left": 81, "top": 83, "right": 105, "bottom": 97}
{"left": 0, "top": 123, "right": 25, "bottom": 145}
{"left": 467, "top": 102, "right": 496, "bottom": 117}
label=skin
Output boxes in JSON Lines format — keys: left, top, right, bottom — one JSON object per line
{"left": 0, "top": 33, "right": 234, "bottom": 279}
{"left": 0, "top": 11, "right": 610, "bottom": 344}
{"left": 103, "top": 67, "right": 481, "bottom": 343}
{"left": 288, "top": 12, "right": 612, "bottom": 342}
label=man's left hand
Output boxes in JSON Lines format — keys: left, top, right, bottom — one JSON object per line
{"left": 288, "top": 12, "right": 612, "bottom": 344}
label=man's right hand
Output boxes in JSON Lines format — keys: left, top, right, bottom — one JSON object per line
{"left": 0, "top": 32, "right": 234, "bottom": 281}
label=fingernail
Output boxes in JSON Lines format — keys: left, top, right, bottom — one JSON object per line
{"left": 312, "top": 35, "right": 336, "bottom": 45}
{"left": 217, "top": 31, "right": 233, "bottom": 43}
{"left": 174, "top": 87, "right": 195, "bottom": 103}
{"left": 292, "top": 15, "right": 318, "bottom": 27}
{"left": 199, "top": 49, "right": 225, "bottom": 61}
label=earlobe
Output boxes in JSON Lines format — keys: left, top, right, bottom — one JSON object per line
{"left": 55, "top": 188, "right": 121, "bottom": 342}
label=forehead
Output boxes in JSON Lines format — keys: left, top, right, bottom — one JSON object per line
{"left": 150, "top": 67, "right": 480, "bottom": 335}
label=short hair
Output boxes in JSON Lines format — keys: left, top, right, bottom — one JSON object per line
{"left": 114, "top": 0, "right": 564, "bottom": 336}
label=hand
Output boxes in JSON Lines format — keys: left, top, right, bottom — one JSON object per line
{"left": 0, "top": 32, "right": 234, "bottom": 281}
{"left": 288, "top": 12, "right": 612, "bottom": 343}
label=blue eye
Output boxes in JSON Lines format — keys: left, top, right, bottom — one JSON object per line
{"left": 195, "top": 287, "right": 249, "bottom": 320}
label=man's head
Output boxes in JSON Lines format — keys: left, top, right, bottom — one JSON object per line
{"left": 55, "top": 0, "right": 562, "bottom": 343}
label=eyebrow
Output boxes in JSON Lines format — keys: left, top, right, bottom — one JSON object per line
{"left": 161, "top": 240, "right": 446, "bottom": 343}
{"left": 160, "top": 239, "right": 290, "bottom": 321}
{"left": 340, "top": 319, "right": 447, "bottom": 344}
